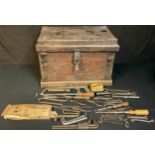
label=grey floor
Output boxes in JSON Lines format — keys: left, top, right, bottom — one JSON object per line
{"left": 0, "top": 64, "right": 155, "bottom": 130}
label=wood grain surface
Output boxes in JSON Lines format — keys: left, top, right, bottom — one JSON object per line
{"left": 36, "top": 26, "right": 119, "bottom": 52}
{"left": 47, "top": 52, "right": 107, "bottom": 81}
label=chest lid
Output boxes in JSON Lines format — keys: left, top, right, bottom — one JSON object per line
{"left": 36, "top": 26, "right": 119, "bottom": 52}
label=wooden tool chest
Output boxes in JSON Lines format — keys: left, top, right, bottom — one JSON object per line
{"left": 36, "top": 26, "right": 119, "bottom": 88}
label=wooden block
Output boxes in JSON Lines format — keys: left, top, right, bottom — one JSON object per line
{"left": 1, "top": 104, "right": 57, "bottom": 120}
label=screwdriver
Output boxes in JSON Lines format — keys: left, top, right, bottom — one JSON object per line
{"left": 95, "top": 109, "right": 149, "bottom": 116}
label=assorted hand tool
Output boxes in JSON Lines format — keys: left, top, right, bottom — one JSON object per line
{"left": 61, "top": 112, "right": 87, "bottom": 125}
{"left": 95, "top": 109, "right": 149, "bottom": 115}
{"left": 94, "top": 102, "right": 130, "bottom": 112}
{"left": 52, "top": 119, "right": 99, "bottom": 130}
{"left": 95, "top": 88, "right": 140, "bottom": 99}
{"left": 1, "top": 84, "right": 154, "bottom": 129}
{"left": 97, "top": 112, "right": 154, "bottom": 128}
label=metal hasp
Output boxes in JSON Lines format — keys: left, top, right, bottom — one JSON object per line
{"left": 74, "top": 51, "right": 81, "bottom": 71}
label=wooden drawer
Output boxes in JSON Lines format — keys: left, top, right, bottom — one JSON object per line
{"left": 36, "top": 26, "right": 119, "bottom": 88}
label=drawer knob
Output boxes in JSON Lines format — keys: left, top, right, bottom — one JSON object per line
{"left": 74, "top": 51, "right": 81, "bottom": 71}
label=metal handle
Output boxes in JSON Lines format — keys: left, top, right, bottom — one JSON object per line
{"left": 74, "top": 51, "right": 81, "bottom": 71}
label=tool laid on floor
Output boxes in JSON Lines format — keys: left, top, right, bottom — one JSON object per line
{"left": 95, "top": 109, "right": 149, "bottom": 116}
{"left": 52, "top": 119, "right": 99, "bottom": 130}
{"left": 126, "top": 115, "right": 154, "bottom": 127}
{"left": 37, "top": 86, "right": 94, "bottom": 98}
{"left": 38, "top": 95, "right": 91, "bottom": 101}
{"left": 37, "top": 87, "right": 93, "bottom": 105}
{"left": 1, "top": 104, "right": 80, "bottom": 121}
{"left": 95, "top": 93, "right": 140, "bottom": 99}
{"left": 95, "top": 86, "right": 140, "bottom": 99}
{"left": 95, "top": 102, "right": 129, "bottom": 112}
{"left": 97, "top": 115, "right": 127, "bottom": 127}
{"left": 61, "top": 112, "right": 87, "bottom": 125}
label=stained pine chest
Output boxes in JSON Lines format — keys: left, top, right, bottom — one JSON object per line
{"left": 36, "top": 26, "right": 119, "bottom": 88}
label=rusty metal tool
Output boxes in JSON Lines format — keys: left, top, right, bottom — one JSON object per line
{"left": 95, "top": 102, "right": 129, "bottom": 113}
{"left": 52, "top": 119, "right": 99, "bottom": 130}
{"left": 102, "top": 99, "right": 123, "bottom": 104}
{"left": 112, "top": 95, "right": 140, "bottom": 99}
{"left": 39, "top": 101, "right": 63, "bottom": 106}
{"left": 52, "top": 105, "right": 89, "bottom": 112}
{"left": 38, "top": 95, "right": 91, "bottom": 100}
{"left": 130, "top": 118, "right": 154, "bottom": 123}
{"left": 37, "top": 87, "right": 94, "bottom": 98}
{"left": 40, "top": 98, "right": 88, "bottom": 106}
{"left": 125, "top": 116, "right": 154, "bottom": 127}
{"left": 61, "top": 112, "right": 87, "bottom": 125}
{"left": 97, "top": 113, "right": 130, "bottom": 128}
{"left": 104, "top": 89, "right": 134, "bottom": 93}
{"left": 38, "top": 97, "right": 68, "bottom": 102}
{"left": 95, "top": 89, "right": 140, "bottom": 99}
{"left": 86, "top": 100, "right": 104, "bottom": 107}
{"left": 98, "top": 113, "right": 124, "bottom": 122}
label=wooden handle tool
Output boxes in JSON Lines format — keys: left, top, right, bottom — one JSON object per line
{"left": 95, "top": 109, "right": 149, "bottom": 116}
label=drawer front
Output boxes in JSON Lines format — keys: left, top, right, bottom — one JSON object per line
{"left": 39, "top": 52, "right": 115, "bottom": 82}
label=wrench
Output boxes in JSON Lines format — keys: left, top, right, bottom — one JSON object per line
{"left": 130, "top": 119, "right": 154, "bottom": 123}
